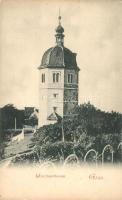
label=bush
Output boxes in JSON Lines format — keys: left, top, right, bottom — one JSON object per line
{"left": 10, "top": 150, "right": 39, "bottom": 166}
{"left": 18, "top": 103, "right": 122, "bottom": 164}
{"left": 35, "top": 141, "right": 74, "bottom": 162}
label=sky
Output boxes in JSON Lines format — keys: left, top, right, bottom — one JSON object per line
{"left": 0, "top": 0, "right": 122, "bottom": 113}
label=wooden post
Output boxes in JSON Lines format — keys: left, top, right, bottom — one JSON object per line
{"left": 15, "top": 117, "right": 17, "bottom": 130}
{"left": 62, "top": 117, "right": 64, "bottom": 142}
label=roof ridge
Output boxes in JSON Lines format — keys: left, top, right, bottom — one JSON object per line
{"left": 48, "top": 46, "right": 55, "bottom": 65}
{"left": 58, "top": 45, "right": 65, "bottom": 67}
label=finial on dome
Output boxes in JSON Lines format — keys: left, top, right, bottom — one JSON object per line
{"left": 58, "top": 8, "right": 61, "bottom": 25}
{"left": 55, "top": 9, "right": 65, "bottom": 46}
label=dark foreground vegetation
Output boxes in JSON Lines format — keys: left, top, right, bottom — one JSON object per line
{"left": 33, "top": 103, "right": 122, "bottom": 162}
{"left": 9, "top": 102, "right": 122, "bottom": 165}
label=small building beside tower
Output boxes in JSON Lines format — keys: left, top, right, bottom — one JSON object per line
{"left": 38, "top": 15, "right": 80, "bottom": 127}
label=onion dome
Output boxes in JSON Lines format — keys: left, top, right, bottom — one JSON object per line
{"left": 55, "top": 15, "right": 64, "bottom": 34}
{"left": 55, "top": 25, "right": 64, "bottom": 34}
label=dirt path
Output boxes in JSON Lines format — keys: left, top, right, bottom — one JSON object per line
{"left": 4, "top": 133, "right": 34, "bottom": 158}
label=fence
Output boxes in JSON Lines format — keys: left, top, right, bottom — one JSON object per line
{"left": 38, "top": 142, "right": 122, "bottom": 167}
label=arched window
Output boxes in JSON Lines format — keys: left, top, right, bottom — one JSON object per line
{"left": 56, "top": 73, "right": 59, "bottom": 82}
{"left": 42, "top": 73, "right": 45, "bottom": 83}
{"left": 76, "top": 73, "right": 78, "bottom": 83}
{"left": 53, "top": 73, "right": 56, "bottom": 82}
{"left": 71, "top": 74, "right": 73, "bottom": 83}
{"left": 68, "top": 74, "right": 73, "bottom": 83}
{"left": 53, "top": 72, "right": 60, "bottom": 83}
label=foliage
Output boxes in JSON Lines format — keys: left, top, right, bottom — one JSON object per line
{"left": 10, "top": 151, "right": 39, "bottom": 166}
{"left": 27, "top": 114, "right": 38, "bottom": 127}
{"left": 34, "top": 141, "right": 74, "bottom": 162}
{"left": 0, "top": 104, "right": 24, "bottom": 131}
{"left": 73, "top": 102, "right": 122, "bottom": 136}
{"left": 0, "top": 143, "right": 5, "bottom": 160}
{"left": 1, "top": 102, "right": 121, "bottom": 164}
{"left": 0, "top": 104, "right": 25, "bottom": 142}
{"left": 33, "top": 102, "right": 122, "bottom": 162}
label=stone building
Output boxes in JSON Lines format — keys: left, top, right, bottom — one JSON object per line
{"left": 38, "top": 16, "right": 80, "bottom": 127}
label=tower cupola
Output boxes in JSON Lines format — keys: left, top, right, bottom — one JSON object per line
{"left": 55, "top": 15, "right": 65, "bottom": 46}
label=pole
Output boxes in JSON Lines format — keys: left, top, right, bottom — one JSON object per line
{"left": 112, "top": 151, "right": 114, "bottom": 163}
{"left": 62, "top": 117, "right": 64, "bottom": 142}
{"left": 15, "top": 117, "right": 16, "bottom": 130}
